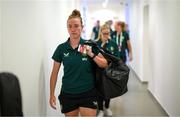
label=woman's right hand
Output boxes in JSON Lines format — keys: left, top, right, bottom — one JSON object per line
{"left": 85, "top": 45, "right": 94, "bottom": 58}
{"left": 49, "top": 95, "right": 57, "bottom": 110}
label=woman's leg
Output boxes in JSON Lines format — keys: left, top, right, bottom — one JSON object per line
{"left": 97, "top": 97, "right": 104, "bottom": 117}
{"left": 79, "top": 107, "right": 96, "bottom": 117}
{"left": 98, "top": 97, "right": 104, "bottom": 110}
{"left": 65, "top": 109, "right": 79, "bottom": 117}
{"left": 104, "top": 99, "right": 112, "bottom": 116}
{"left": 105, "top": 99, "right": 110, "bottom": 108}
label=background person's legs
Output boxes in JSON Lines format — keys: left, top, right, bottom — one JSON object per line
{"left": 98, "top": 97, "right": 104, "bottom": 110}
{"left": 104, "top": 99, "right": 112, "bottom": 116}
{"left": 97, "top": 97, "right": 104, "bottom": 117}
{"left": 104, "top": 99, "right": 110, "bottom": 108}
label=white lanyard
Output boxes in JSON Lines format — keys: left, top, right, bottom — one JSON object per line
{"left": 116, "top": 32, "right": 124, "bottom": 51}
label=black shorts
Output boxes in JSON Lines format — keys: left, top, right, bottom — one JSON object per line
{"left": 58, "top": 88, "right": 98, "bottom": 113}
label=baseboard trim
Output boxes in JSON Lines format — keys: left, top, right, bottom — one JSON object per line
{"left": 129, "top": 66, "right": 169, "bottom": 116}
{"left": 147, "top": 90, "right": 169, "bottom": 117}
{"left": 129, "top": 66, "right": 148, "bottom": 83}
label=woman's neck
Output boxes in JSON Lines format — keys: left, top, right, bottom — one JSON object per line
{"left": 117, "top": 30, "right": 122, "bottom": 35}
{"left": 70, "top": 38, "right": 80, "bottom": 49}
{"left": 101, "top": 39, "right": 108, "bottom": 46}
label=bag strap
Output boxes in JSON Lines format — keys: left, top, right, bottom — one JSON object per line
{"left": 84, "top": 40, "right": 120, "bottom": 63}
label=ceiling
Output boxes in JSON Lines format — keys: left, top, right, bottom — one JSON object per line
{"left": 80, "top": 0, "right": 128, "bottom": 5}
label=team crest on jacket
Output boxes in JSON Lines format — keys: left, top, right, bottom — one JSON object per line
{"left": 63, "top": 52, "right": 69, "bottom": 57}
{"left": 82, "top": 57, "right": 88, "bottom": 61}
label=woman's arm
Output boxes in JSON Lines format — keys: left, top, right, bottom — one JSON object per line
{"left": 93, "top": 53, "right": 108, "bottom": 68}
{"left": 127, "top": 40, "right": 133, "bottom": 61}
{"left": 49, "top": 61, "right": 61, "bottom": 110}
{"left": 86, "top": 46, "right": 108, "bottom": 68}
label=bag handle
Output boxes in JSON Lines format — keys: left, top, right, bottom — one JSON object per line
{"left": 84, "top": 40, "right": 121, "bottom": 63}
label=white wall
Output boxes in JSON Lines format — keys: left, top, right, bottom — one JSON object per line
{"left": 0, "top": 2, "right": 2, "bottom": 71}
{"left": 1, "top": 1, "right": 45, "bottom": 115}
{"left": 148, "top": 0, "right": 180, "bottom": 116}
{"left": 1, "top": 0, "right": 81, "bottom": 116}
{"left": 129, "top": 0, "right": 180, "bottom": 116}
{"left": 128, "top": 0, "right": 144, "bottom": 81}
{"left": 142, "top": 4, "right": 151, "bottom": 82}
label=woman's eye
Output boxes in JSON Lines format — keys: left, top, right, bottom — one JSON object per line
{"left": 68, "top": 24, "right": 80, "bottom": 29}
{"left": 74, "top": 25, "right": 79, "bottom": 28}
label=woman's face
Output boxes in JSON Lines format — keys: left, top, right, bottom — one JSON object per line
{"left": 116, "top": 24, "right": 122, "bottom": 32}
{"left": 101, "top": 29, "right": 110, "bottom": 42}
{"left": 67, "top": 18, "right": 83, "bottom": 39}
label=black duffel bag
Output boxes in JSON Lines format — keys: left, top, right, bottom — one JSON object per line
{"left": 95, "top": 60, "right": 130, "bottom": 99}
{"left": 85, "top": 40, "right": 130, "bottom": 99}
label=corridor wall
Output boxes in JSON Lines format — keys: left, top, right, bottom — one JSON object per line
{"left": 0, "top": 2, "right": 2, "bottom": 71}
{"left": 148, "top": 0, "right": 180, "bottom": 116}
{"left": 0, "top": 1, "right": 45, "bottom": 115}
{"left": 0, "top": 0, "right": 81, "bottom": 116}
{"left": 128, "top": 0, "right": 180, "bottom": 116}
{"left": 128, "top": 0, "right": 144, "bottom": 81}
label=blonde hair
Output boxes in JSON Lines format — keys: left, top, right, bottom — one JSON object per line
{"left": 96, "top": 24, "right": 110, "bottom": 41}
{"left": 67, "top": 9, "right": 83, "bottom": 25}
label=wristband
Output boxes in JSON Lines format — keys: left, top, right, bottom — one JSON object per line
{"left": 91, "top": 54, "right": 96, "bottom": 59}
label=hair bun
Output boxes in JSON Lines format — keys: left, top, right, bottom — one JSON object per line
{"left": 68, "top": 9, "right": 83, "bottom": 25}
{"left": 71, "top": 9, "right": 81, "bottom": 17}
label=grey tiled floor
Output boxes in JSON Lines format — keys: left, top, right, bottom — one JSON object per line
{"left": 110, "top": 69, "right": 168, "bottom": 116}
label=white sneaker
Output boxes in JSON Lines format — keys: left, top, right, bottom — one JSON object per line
{"left": 104, "top": 108, "right": 112, "bottom": 116}
{"left": 97, "top": 110, "right": 104, "bottom": 117}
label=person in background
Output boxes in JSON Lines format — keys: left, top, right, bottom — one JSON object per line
{"left": 91, "top": 20, "right": 100, "bottom": 40}
{"left": 105, "top": 20, "right": 113, "bottom": 35}
{"left": 96, "top": 24, "right": 119, "bottom": 117}
{"left": 121, "top": 22, "right": 130, "bottom": 34}
{"left": 111, "top": 21, "right": 133, "bottom": 63}
{"left": 49, "top": 9, "right": 108, "bottom": 117}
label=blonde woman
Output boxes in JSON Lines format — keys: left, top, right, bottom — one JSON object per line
{"left": 96, "top": 24, "right": 119, "bottom": 117}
